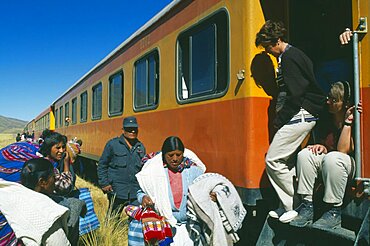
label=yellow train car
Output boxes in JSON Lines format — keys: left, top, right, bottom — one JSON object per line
{"left": 33, "top": 106, "right": 55, "bottom": 138}
{"left": 31, "top": 0, "right": 369, "bottom": 244}
{"left": 52, "top": 0, "right": 273, "bottom": 204}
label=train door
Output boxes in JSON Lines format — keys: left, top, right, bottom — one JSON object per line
{"left": 256, "top": 1, "right": 369, "bottom": 245}
{"left": 288, "top": 0, "right": 353, "bottom": 93}
{"left": 289, "top": 0, "right": 369, "bottom": 183}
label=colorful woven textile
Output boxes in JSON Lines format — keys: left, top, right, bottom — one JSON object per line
{"left": 128, "top": 220, "right": 144, "bottom": 246}
{"left": 0, "top": 142, "right": 39, "bottom": 182}
{"left": 125, "top": 205, "right": 173, "bottom": 246}
{"left": 125, "top": 204, "right": 144, "bottom": 221}
{"left": 0, "top": 211, "right": 19, "bottom": 246}
{"left": 73, "top": 188, "right": 100, "bottom": 236}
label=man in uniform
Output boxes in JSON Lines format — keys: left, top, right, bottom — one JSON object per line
{"left": 97, "top": 116, "right": 146, "bottom": 216}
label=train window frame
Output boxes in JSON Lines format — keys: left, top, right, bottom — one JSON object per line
{"left": 71, "top": 97, "right": 77, "bottom": 124}
{"left": 46, "top": 113, "right": 49, "bottom": 130}
{"left": 92, "top": 82, "right": 102, "bottom": 120}
{"left": 176, "top": 9, "right": 229, "bottom": 104}
{"left": 65, "top": 102, "right": 70, "bottom": 126}
{"left": 59, "top": 106, "right": 63, "bottom": 127}
{"left": 108, "top": 70, "right": 124, "bottom": 117}
{"left": 133, "top": 49, "right": 160, "bottom": 112}
{"left": 80, "top": 91, "right": 88, "bottom": 123}
{"left": 55, "top": 108, "right": 59, "bottom": 128}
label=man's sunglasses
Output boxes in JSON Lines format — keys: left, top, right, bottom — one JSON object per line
{"left": 124, "top": 127, "right": 138, "bottom": 132}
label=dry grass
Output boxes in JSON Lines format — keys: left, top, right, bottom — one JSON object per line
{"left": 75, "top": 177, "right": 128, "bottom": 246}
{"left": 0, "top": 134, "right": 16, "bottom": 149}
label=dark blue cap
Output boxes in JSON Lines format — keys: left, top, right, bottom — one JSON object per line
{"left": 123, "top": 116, "right": 138, "bottom": 127}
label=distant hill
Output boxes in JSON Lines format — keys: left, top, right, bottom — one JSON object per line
{"left": 0, "top": 115, "right": 27, "bottom": 134}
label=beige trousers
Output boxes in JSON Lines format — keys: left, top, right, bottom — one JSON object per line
{"left": 296, "top": 148, "right": 354, "bottom": 206}
{"left": 265, "top": 118, "right": 316, "bottom": 211}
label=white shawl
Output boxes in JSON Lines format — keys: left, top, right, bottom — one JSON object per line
{"left": 0, "top": 179, "right": 69, "bottom": 246}
{"left": 136, "top": 148, "right": 205, "bottom": 227}
{"left": 136, "top": 152, "right": 177, "bottom": 226}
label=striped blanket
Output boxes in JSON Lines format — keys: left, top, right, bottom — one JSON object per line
{"left": 76, "top": 188, "right": 100, "bottom": 235}
{"left": 0, "top": 142, "right": 39, "bottom": 182}
{"left": 0, "top": 210, "right": 20, "bottom": 246}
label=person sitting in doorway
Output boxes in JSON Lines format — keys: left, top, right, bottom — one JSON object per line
{"left": 290, "top": 81, "right": 362, "bottom": 229}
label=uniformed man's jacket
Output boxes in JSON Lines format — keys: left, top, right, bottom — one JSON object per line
{"left": 97, "top": 135, "right": 146, "bottom": 199}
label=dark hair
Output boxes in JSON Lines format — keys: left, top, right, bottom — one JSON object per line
{"left": 76, "top": 139, "right": 83, "bottom": 146}
{"left": 161, "top": 136, "right": 185, "bottom": 163}
{"left": 255, "top": 20, "right": 287, "bottom": 47}
{"left": 39, "top": 129, "right": 66, "bottom": 157}
{"left": 21, "top": 158, "right": 54, "bottom": 190}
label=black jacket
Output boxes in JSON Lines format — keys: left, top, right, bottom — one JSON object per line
{"left": 274, "top": 46, "right": 326, "bottom": 129}
{"left": 97, "top": 135, "right": 146, "bottom": 199}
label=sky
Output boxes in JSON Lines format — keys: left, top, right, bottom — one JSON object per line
{"left": 0, "top": 0, "right": 173, "bottom": 121}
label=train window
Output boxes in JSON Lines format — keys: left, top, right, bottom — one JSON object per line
{"left": 109, "top": 70, "right": 123, "bottom": 116}
{"left": 177, "top": 10, "right": 229, "bottom": 103}
{"left": 46, "top": 113, "right": 49, "bottom": 130}
{"left": 55, "top": 109, "right": 58, "bottom": 128}
{"left": 72, "top": 97, "right": 77, "bottom": 124}
{"left": 92, "top": 82, "right": 102, "bottom": 120}
{"left": 59, "top": 106, "right": 63, "bottom": 127}
{"left": 134, "top": 50, "right": 159, "bottom": 111}
{"left": 65, "top": 102, "right": 70, "bottom": 126}
{"left": 80, "top": 91, "right": 88, "bottom": 122}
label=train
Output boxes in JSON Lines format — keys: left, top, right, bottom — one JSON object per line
{"left": 27, "top": 0, "right": 369, "bottom": 244}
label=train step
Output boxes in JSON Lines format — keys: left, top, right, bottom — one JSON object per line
{"left": 256, "top": 216, "right": 357, "bottom": 246}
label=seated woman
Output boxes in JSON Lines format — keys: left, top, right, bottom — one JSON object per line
{"left": 290, "top": 81, "right": 362, "bottom": 229}
{"left": 38, "top": 129, "right": 75, "bottom": 195}
{"left": 133, "top": 136, "right": 205, "bottom": 245}
{"left": 21, "top": 158, "right": 85, "bottom": 246}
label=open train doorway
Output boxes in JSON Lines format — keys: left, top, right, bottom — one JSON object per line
{"left": 288, "top": 0, "right": 353, "bottom": 94}
{"left": 254, "top": 1, "right": 370, "bottom": 245}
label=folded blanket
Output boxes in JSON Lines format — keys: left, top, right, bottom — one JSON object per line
{"left": 0, "top": 179, "right": 69, "bottom": 245}
{"left": 187, "top": 173, "right": 247, "bottom": 245}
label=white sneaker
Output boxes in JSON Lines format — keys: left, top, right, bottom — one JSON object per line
{"left": 268, "top": 208, "right": 286, "bottom": 219}
{"left": 279, "top": 210, "right": 298, "bottom": 223}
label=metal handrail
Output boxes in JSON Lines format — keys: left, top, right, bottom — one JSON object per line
{"left": 353, "top": 17, "right": 367, "bottom": 180}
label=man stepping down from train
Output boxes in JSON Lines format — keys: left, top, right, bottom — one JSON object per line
{"left": 255, "top": 20, "right": 326, "bottom": 223}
